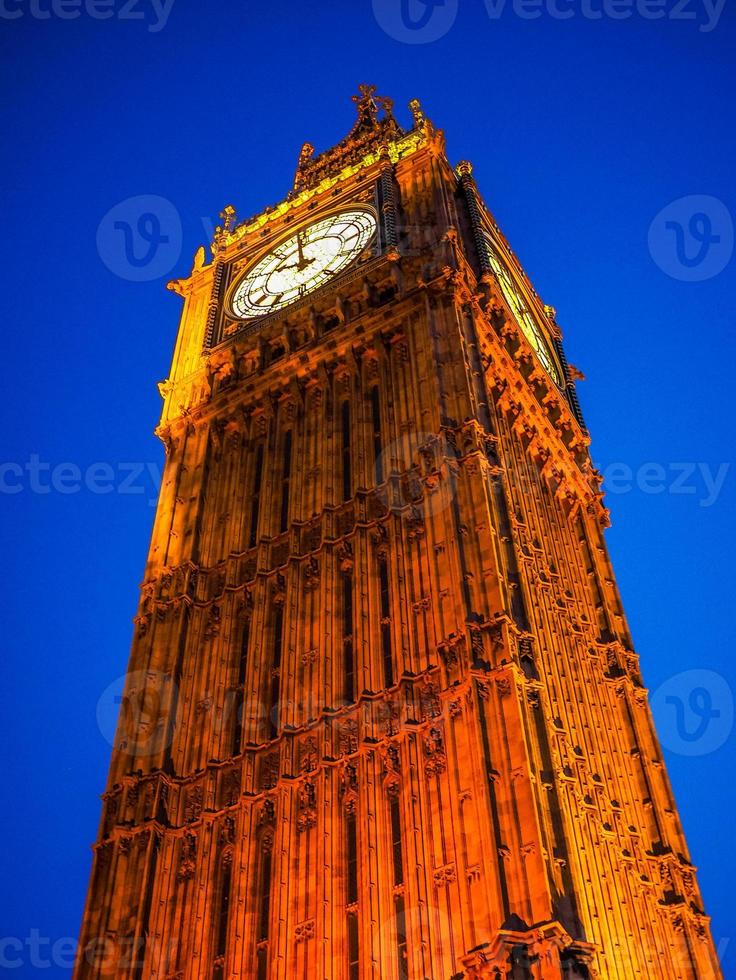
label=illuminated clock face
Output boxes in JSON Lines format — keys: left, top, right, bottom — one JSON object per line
{"left": 483, "top": 236, "right": 562, "bottom": 386}
{"left": 231, "top": 209, "right": 377, "bottom": 320}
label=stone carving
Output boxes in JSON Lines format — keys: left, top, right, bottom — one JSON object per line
{"left": 271, "top": 572, "right": 287, "bottom": 606}
{"left": 337, "top": 540, "right": 354, "bottom": 573}
{"left": 257, "top": 798, "right": 276, "bottom": 828}
{"left": 294, "top": 919, "right": 315, "bottom": 943}
{"left": 495, "top": 676, "right": 512, "bottom": 699}
{"left": 184, "top": 786, "right": 203, "bottom": 824}
{"left": 340, "top": 761, "right": 359, "bottom": 799}
{"left": 304, "top": 556, "right": 320, "bottom": 592}
{"left": 204, "top": 604, "right": 221, "bottom": 640}
{"left": 177, "top": 833, "right": 197, "bottom": 882}
{"left": 378, "top": 698, "right": 400, "bottom": 737}
{"left": 433, "top": 863, "right": 457, "bottom": 887}
{"left": 370, "top": 522, "right": 388, "bottom": 555}
{"left": 469, "top": 625, "right": 486, "bottom": 663}
{"left": 423, "top": 726, "right": 447, "bottom": 777}
{"left": 260, "top": 752, "right": 280, "bottom": 790}
{"left": 381, "top": 741, "right": 402, "bottom": 798}
{"left": 438, "top": 632, "right": 465, "bottom": 668}
{"left": 220, "top": 815, "right": 236, "bottom": 847}
{"left": 405, "top": 506, "right": 425, "bottom": 540}
{"left": 223, "top": 768, "right": 240, "bottom": 807}
{"left": 420, "top": 681, "right": 442, "bottom": 720}
{"left": 97, "top": 842, "right": 113, "bottom": 868}
{"left": 304, "top": 521, "right": 322, "bottom": 552}
{"left": 339, "top": 720, "right": 359, "bottom": 756}
{"left": 297, "top": 781, "right": 317, "bottom": 833}
{"left": 300, "top": 736, "right": 319, "bottom": 773}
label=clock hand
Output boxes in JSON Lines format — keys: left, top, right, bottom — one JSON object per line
{"left": 295, "top": 232, "right": 314, "bottom": 271}
{"left": 253, "top": 291, "right": 283, "bottom": 309}
{"left": 279, "top": 258, "right": 315, "bottom": 273}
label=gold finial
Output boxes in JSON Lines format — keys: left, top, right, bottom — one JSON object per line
{"left": 455, "top": 160, "right": 473, "bottom": 178}
{"left": 350, "top": 83, "right": 380, "bottom": 131}
{"left": 192, "top": 245, "right": 206, "bottom": 272}
{"left": 352, "top": 83, "right": 378, "bottom": 107}
{"left": 219, "top": 205, "right": 236, "bottom": 233}
{"left": 293, "top": 142, "right": 316, "bottom": 190}
{"left": 297, "top": 142, "right": 315, "bottom": 167}
{"left": 409, "top": 98, "right": 425, "bottom": 128}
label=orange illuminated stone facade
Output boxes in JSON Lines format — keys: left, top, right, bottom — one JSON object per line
{"left": 75, "top": 88, "right": 721, "bottom": 979}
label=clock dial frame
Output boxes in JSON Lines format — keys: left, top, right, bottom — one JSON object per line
{"left": 483, "top": 236, "right": 562, "bottom": 386}
{"left": 229, "top": 208, "right": 377, "bottom": 321}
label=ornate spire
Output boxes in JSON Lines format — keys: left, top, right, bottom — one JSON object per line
{"left": 347, "top": 83, "right": 397, "bottom": 138}
{"left": 350, "top": 83, "right": 380, "bottom": 133}
{"left": 292, "top": 85, "right": 404, "bottom": 194}
{"left": 293, "top": 142, "right": 316, "bottom": 191}
{"left": 409, "top": 97, "right": 425, "bottom": 129}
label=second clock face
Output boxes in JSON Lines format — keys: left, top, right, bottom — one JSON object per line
{"left": 231, "top": 209, "right": 377, "bottom": 320}
{"left": 483, "top": 236, "right": 562, "bottom": 386}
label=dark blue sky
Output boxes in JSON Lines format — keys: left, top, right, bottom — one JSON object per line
{"left": 2, "top": 1, "right": 734, "bottom": 974}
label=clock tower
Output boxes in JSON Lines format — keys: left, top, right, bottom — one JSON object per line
{"left": 75, "top": 87, "right": 721, "bottom": 979}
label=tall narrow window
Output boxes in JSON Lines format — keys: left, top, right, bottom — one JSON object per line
{"left": 279, "top": 431, "right": 293, "bottom": 533}
{"left": 256, "top": 949, "right": 268, "bottom": 980}
{"left": 341, "top": 401, "right": 352, "bottom": 501}
{"left": 343, "top": 573, "right": 355, "bottom": 703}
{"left": 248, "top": 444, "right": 264, "bottom": 549}
{"left": 232, "top": 621, "right": 250, "bottom": 755}
{"left": 346, "top": 809, "right": 360, "bottom": 977}
{"left": 395, "top": 893, "right": 408, "bottom": 980}
{"left": 389, "top": 796, "right": 404, "bottom": 887}
{"left": 258, "top": 848, "right": 272, "bottom": 942}
{"left": 272, "top": 606, "right": 284, "bottom": 671}
{"left": 213, "top": 859, "right": 232, "bottom": 979}
{"left": 269, "top": 607, "right": 283, "bottom": 739}
{"left": 348, "top": 912, "right": 360, "bottom": 980}
{"left": 370, "top": 385, "right": 383, "bottom": 485}
{"left": 379, "top": 558, "right": 394, "bottom": 688}
{"left": 255, "top": 837, "right": 273, "bottom": 980}
{"left": 346, "top": 811, "right": 358, "bottom": 906}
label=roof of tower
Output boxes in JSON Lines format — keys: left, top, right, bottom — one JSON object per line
{"left": 292, "top": 84, "right": 407, "bottom": 193}
{"left": 210, "top": 87, "right": 439, "bottom": 254}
